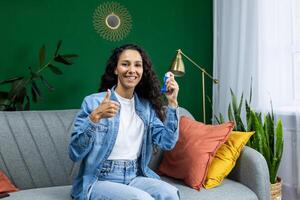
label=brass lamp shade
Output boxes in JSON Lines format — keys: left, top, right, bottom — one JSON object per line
{"left": 168, "top": 49, "right": 219, "bottom": 123}
{"left": 169, "top": 49, "right": 185, "bottom": 77}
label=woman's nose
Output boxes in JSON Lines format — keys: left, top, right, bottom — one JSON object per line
{"left": 128, "top": 65, "right": 135, "bottom": 73}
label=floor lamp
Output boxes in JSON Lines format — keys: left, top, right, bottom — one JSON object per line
{"left": 169, "top": 49, "right": 219, "bottom": 123}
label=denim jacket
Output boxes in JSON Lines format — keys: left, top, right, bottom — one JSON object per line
{"left": 69, "top": 87, "right": 179, "bottom": 200}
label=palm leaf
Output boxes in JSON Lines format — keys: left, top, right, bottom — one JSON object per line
{"left": 24, "top": 95, "right": 30, "bottom": 110}
{"left": 61, "top": 54, "right": 79, "bottom": 58}
{"left": 54, "top": 55, "right": 73, "bottom": 65}
{"left": 48, "top": 64, "right": 63, "bottom": 75}
{"left": 31, "top": 81, "right": 41, "bottom": 102}
{"left": 0, "top": 76, "right": 24, "bottom": 85}
{"left": 54, "top": 40, "right": 62, "bottom": 56}
{"left": 40, "top": 76, "right": 54, "bottom": 91}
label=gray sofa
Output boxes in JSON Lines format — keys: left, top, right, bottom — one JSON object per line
{"left": 0, "top": 107, "right": 270, "bottom": 200}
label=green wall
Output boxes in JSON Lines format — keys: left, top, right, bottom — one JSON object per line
{"left": 0, "top": 0, "right": 213, "bottom": 121}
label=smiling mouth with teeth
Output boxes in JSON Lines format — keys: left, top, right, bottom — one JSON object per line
{"left": 126, "top": 76, "right": 137, "bottom": 81}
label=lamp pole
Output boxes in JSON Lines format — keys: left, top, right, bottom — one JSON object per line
{"left": 171, "top": 49, "right": 219, "bottom": 123}
{"left": 202, "top": 71, "right": 206, "bottom": 123}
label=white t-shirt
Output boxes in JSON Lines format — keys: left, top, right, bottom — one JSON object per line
{"left": 107, "top": 92, "right": 145, "bottom": 160}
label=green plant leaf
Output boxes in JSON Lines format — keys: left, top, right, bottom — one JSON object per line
{"left": 39, "top": 45, "right": 46, "bottom": 67}
{"left": 0, "top": 91, "right": 13, "bottom": 111}
{"left": 230, "top": 89, "right": 238, "bottom": 114}
{"left": 246, "top": 112, "right": 255, "bottom": 148}
{"left": 245, "top": 100, "right": 251, "bottom": 127}
{"left": 8, "top": 78, "right": 27, "bottom": 101}
{"left": 0, "top": 76, "right": 24, "bottom": 85}
{"left": 54, "top": 55, "right": 73, "bottom": 65}
{"left": 13, "top": 87, "right": 27, "bottom": 110}
{"left": 235, "top": 116, "right": 246, "bottom": 132}
{"left": 54, "top": 40, "right": 62, "bottom": 56}
{"left": 275, "top": 119, "right": 283, "bottom": 162}
{"left": 230, "top": 90, "right": 246, "bottom": 131}
{"left": 219, "top": 113, "right": 224, "bottom": 124}
{"left": 28, "top": 67, "right": 40, "bottom": 80}
{"left": 256, "top": 112, "right": 262, "bottom": 124}
{"left": 31, "top": 81, "right": 41, "bottom": 102}
{"left": 61, "top": 54, "right": 79, "bottom": 58}
{"left": 246, "top": 107, "right": 253, "bottom": 132}
{"left": 0, "top": 92, "right": 10, "bottom": 107}
{"left": 214, "top": 113, "right": 224, "bottom": 124}
{"left": 40, "top": 76, "right": 54, "bottom": 91}
{"left": 265, "top": 113, "right": 274, "bottom": 155}
{"left": 24, "top": 95, "right": 30, "bottom": 110}
{"left": 251, "top": 111, "right": 264, "bottom": 152}
{"left": 270, "top": 100, "right": 275, "bottom": 122}
{"left": 251, "top": 111, "right": 272, "bottom": 176}
{"left": 228, "top": 103, "right": 234, "bottom": 122}
{"left": 205, "top": 95, "right": 215, "bottom": 124}
{"left": 14, "top": 87, "right": 27, "bottom": 108}
{"left": 214, "top": 115, "right": 221, "bottom": 124}
{"left": 237, "top": 93, "right": 244, "bottom": 116}
{"left": 249, "top": 77, "right": 253, "bottom": 104}
{"left": 48, "top": 64, "right": 63, "bottom": 75}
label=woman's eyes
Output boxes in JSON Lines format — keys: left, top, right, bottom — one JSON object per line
{"left": 121, "top": 63, "right": 142, "bottom": 67}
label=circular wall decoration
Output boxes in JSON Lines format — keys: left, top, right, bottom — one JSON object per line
{"left": 93, "top": 2, "right": 132, "bottom": 42}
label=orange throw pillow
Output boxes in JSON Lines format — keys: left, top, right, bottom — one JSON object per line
{"left": 0, "top": 171, "right": 18, "bottom": 193}
{"left": 157, "top": 116, "right": 234, "bottom": 190}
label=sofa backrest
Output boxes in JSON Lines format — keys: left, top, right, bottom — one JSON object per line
{"left": 0, "top": 110, "right": 78, "bottom": 189}
{"left": 0, "top": 107, "right": 194, "bottom": 190}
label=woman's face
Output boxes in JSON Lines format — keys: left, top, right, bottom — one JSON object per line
{"left": 114, "top": 49, "right": 143, "bottom": 91}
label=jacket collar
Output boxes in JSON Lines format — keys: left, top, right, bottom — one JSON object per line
{"left": 110, "top": 85, "right": 146, "bottom": 115}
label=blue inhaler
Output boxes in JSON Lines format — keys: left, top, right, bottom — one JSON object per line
{"left": 161, "top": 73, "right": 170, "bottom": 93}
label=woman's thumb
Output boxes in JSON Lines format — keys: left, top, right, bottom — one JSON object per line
{"left": 103, "top": 89, "right": 111, "bottom": 102}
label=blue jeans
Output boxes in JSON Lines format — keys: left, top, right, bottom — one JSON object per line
{"left": 88, "top": 160, "right": 180, "bottom": 200}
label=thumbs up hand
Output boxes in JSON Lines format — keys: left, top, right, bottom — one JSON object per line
{"left": 89, "top": 89, "right": 120, "bottom": 123}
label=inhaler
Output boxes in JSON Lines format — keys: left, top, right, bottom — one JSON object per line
{"left": 161, "top": 72, "right": 170, "bottom": 93}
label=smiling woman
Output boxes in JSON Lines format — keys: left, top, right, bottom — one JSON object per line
{"left": 69, "top": 44, "right": 180, "bottom": 200}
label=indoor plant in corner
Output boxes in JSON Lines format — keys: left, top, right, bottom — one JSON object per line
{"left": 246, "top": 104, "right": 283, "bottom": 200}
{"left": 0, "top": 40, "right": 78, "bottom": 111}
{"left": 215, "top": 88, "right": 284, "bottom": 200}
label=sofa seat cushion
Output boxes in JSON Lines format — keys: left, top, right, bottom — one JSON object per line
{"left": 161, "top": 176, "right": 258, "bottom": 200}
{"left": 6, "top": 185, "right": 71, "bottom": 200}
{"left": 5, "top": 178, "right": 258, "bottom": 200}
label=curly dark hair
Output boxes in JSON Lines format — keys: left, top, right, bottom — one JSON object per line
{"left": 99, "top": 44, "right": 166, "bottom": 121}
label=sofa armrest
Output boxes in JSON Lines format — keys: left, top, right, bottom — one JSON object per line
{"left": 228, "top": 146, "right": 270, "bottom": 200}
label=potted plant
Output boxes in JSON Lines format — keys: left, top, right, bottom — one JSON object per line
{"left": 215, "top": 88, "right": 284, "bottom": 200}
{"left": 0, "top": 40, "right": 78, "bottom": 111}
{"left": 246, "top": 106, "right": 283, "bottom": 200}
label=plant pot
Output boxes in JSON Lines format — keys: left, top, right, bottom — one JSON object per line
{"left": 270, "top": 177, "right": 282, "bottom": 200}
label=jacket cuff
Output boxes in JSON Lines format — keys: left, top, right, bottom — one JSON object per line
{"left": 166, "top": 106, "right": 179, "bottom": 122}
{"left": 81, "top": 117, "right": 108, "bottom": 135}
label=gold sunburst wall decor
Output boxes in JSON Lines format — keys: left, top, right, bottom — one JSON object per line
{"left": 93, "top": 2, "right": 132, "bottom": 42}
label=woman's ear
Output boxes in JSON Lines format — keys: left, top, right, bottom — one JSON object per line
{"left": 114, "top": 70, "right": 118, "bottom": 75}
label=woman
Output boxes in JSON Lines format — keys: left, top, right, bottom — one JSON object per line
{"left": 69, "top": 44, "right": 180, "bottom": 200}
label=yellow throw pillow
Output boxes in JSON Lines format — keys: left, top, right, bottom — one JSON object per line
{"left": 203, "top": 131, "right": 254, "bottom": 189}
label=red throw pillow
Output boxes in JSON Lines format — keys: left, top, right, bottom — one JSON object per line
{"left": 0, "top": 171, "right": 18, "bottom": 193}
{"left": 157, "top": 116, "right": 234, "bottom": 190}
